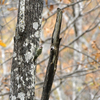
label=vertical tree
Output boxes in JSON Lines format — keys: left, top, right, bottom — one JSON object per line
{"left": 41, "top": 8, "right": 62, "bottom": 100}
{"left": 72, "top": 0, "right": 83, "bottom": 99}
{"left": 10, "top": 0, "right": 43, "bottom": 100}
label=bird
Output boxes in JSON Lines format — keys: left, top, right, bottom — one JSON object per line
{"left": 33, "top": 45, "right": 42, "bottom": 63}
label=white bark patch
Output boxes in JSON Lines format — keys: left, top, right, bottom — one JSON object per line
{"left": 30, "top": 35, "right": 32, "bottom": 38}
{"left": 25, "top": 38, "right": 29, "bottom": 44}
{"left": 15, "top": 32, "right": 20, "bottom": 39}
{"left": 14, "top": 68, "right": 18, "bottom": 72}
{"left": 30, "top": 64, "right": 35, "bottom": 88}
{"left": 21, "top": 76, "right": 23, "bottom": 80}
{"left": 23, "top": 42, "right": 28, "bottom": 47}
{"left": 18, "top": 56, "right": 23, "bottom": 63}
{"left": 32, "top": 34, "right": 34, "bottom": 37}
{"left": 22, "top": 79, "right": 25, "bottom": 86}
{"left": 16, "top": 76, "right": 19, "bottom": 81}
{"left": 26, "top": 78, "right": 28, "bottom": 81}
{"left": 13, "top": 52, "right": 16, "bottom": 57}
{"left": 32, "top": 82, "right": 35, "bottom": 87}
{"left": 32, "top": 72, "right": 35, "bottom": 87}
{"left": 33, "top": 22, "right": 38, "bottom": 30}
{"left": 23, "top": 38, "right": 29, "bottom": 47}
{"left": 24, "top": 43, "right": 35, "bottom": 62}
{"left": 32, "top": 92, "right": 34, "bottom": 95}
{"left": 25, "top": 43, "right": 28, "bottom": 46}
{"left": 18, "top": 84, "right": 21, "bottom": 88}
{"left": 27, "top": 91, "right": 30, "bottom": 97}
{"left": 24, "top": 52, "right": 32, "bottom": 63}
{"left": 30, "top": 43, "right": 35, "bottom": 53}
{"left": 18, "top": 92, "right": 25, "bottom": 100}
{"left": 19, "top": 0, "right": 25, "bottom": 32}
{"left": 15, "top": 57, "right": 17, "bottom": 60}
{"left": 35, "top": 31, "right": 39, "bottom": 38}
{"left": 24, "top": 38, "right": 36, "bottom": 63}
{"left": 11, "top": 96, "right": 16, "bottom": 100}
{"left": 39, "top": 18, "right": 42, "bottom": 23}
{"left": 19, "top": 62, "right": 21, "bottom": 65}
{"left": 31, "top": 64, "right": 35, "bottom": 69}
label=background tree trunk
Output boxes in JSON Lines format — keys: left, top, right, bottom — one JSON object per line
{"left": 72, "top": 0, "right": 83, "bottom": 99}
{"left": 10, "top": 0, "right": 43, "bottom": 100}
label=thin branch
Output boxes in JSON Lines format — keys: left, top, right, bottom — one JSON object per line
{"left": 62, "top": 45, "right": 99, "bottom": 64}
{"left": 0, "top": 92, "right": 9, "bottom": 96}
{"left": 36, "top": 67, "right": 100, "bottom": 86}
{"left": 44, "top": 0, "right": 85, "bottom": 21}
{"left": 60, "top": 21, "right": 100, "bottom": 52}
{"left": 0, "top": 57, "right": 12, "bottom": 66}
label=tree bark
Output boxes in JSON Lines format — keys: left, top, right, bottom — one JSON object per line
{"left": 10, "top": 0, "right": 43, "bottom": 100}
{"left": 72, "top": 0, "right": 83, "bottom": 100}
{"left": 41, "top": 8, "right": 62, "bottom": 100}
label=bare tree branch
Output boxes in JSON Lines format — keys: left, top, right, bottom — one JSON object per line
{"left": 41, "top": 8, "right": 62, "bottom": 100}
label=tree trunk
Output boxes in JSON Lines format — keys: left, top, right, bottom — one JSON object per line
{"left": 41, "top": 8, "right": 62, "bottom": 100}
{"left": 10, "top": 0, "right": 43, "bottom": 100}
{"left": 72, "top": 0, "right": 83, "bottom": 100}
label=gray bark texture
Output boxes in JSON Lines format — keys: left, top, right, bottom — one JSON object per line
{"left": 10, "top": 0, "right": 43, "bottom": 100}
{"left": 41, "top": 8, "right": 62, "bottom": 100}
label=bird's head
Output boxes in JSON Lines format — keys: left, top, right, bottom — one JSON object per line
{"left": 39, "top": 45, "right": 43, "bottom": 49}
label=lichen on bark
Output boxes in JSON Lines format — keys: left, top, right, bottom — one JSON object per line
{"left": 10, "top": 0, "right": 43, "bottom": 100}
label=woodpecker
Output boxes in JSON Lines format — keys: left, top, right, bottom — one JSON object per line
{"left": 33, "top": 45, "right": 42, "bottom": 63}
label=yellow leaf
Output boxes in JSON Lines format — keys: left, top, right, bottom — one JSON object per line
{"left": 90, "top": 82, "right": 94, "bottom": 86}
{"left": 2, "top": 0, "right": 5, "bottom": 5}
{"left": 45, "top": 0, "right": 48, "bottom": 5}
{"left": 5, "top": 1, "right": 10, "bottom": 5}
{"left": 99, "top": 24, "right": 100, "bottom": 29}
{"left": 68, "top": 0, "right": 71, "bottom": 2}
{"left": 0, "top": 40, "right": 6, "bottom": 47}
{"left": 49, "top": 5, "right": 54, "bottom": 11}
{"left": 7, "top": 7, "right": 18, "bottom": 11}
{"left": 77, "top": 87, "right": 82, "bottom": 92}
{"left": 5, "top": 87, "right": 10, "bottom": 91}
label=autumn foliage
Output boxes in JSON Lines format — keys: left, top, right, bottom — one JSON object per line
{"left": 0, "top": 0, "right": 100, "bottom": 100}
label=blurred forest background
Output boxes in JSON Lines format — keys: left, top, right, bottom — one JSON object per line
{"left": 0, "top": 0, "right": 100, "bottom": 100}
